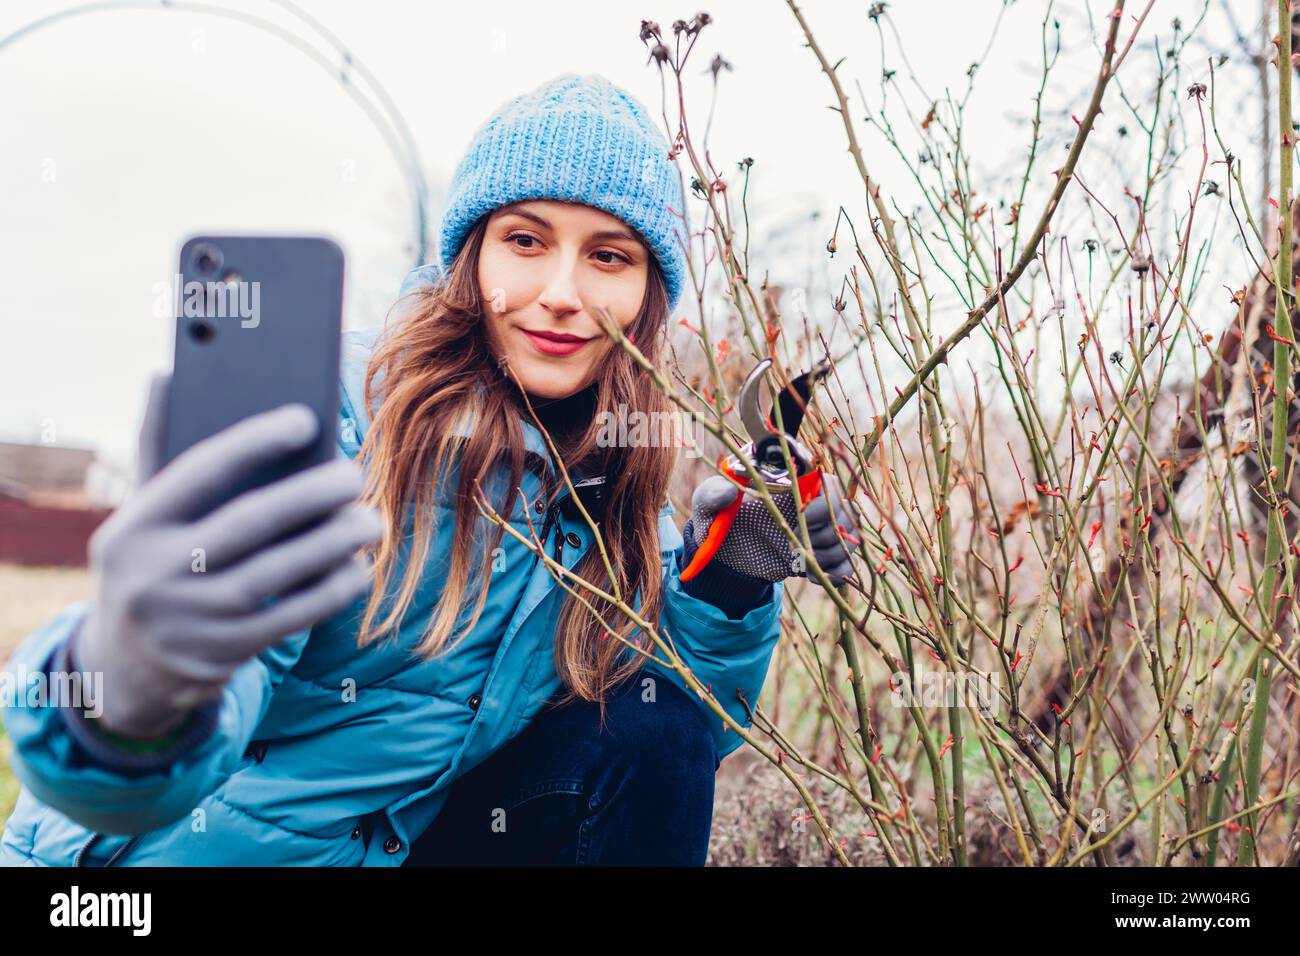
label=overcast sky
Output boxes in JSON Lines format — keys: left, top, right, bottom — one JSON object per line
{"left": 0, "top": 0, "right": 1260, "bottom": 485}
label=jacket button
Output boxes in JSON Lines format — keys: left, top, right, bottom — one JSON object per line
{"left": 565, "top": 532, "right": 581, "bottom": 548}
{"left": 351, "top": 825, "right": 361, "bottom": 840}
{"left": 468, "top": 694, "right": 482, "bottom": 710}
{"left": 535, "top": 498, "right": 545, "bottom": 514}
{"left": 384, "top": 836, "right": 401, "bottom": 854}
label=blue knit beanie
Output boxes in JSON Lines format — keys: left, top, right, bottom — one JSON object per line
{"left": 436, "top": 73, "right": 688, "bottom": 314}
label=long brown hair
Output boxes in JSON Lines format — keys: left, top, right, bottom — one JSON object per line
{"left": 353, "top": 208, "right": 676, "bottom": 708}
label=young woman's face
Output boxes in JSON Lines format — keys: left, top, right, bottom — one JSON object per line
{"left": 478, "top": 199, "right": 650, "bottom": 400}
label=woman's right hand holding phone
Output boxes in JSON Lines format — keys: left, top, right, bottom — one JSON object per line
{"left": 69, "top": 374, "right": 382, "bottom": 742}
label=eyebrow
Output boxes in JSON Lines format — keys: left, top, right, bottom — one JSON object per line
{"left": 500, "top": 208, "right": 641, "bottom": 245}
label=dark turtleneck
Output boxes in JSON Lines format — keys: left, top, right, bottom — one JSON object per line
{"left": 520, "top": 381, "right": 599, "bottom": 462}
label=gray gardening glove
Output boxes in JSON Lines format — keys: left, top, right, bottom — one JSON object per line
{"left": 69, "top": 373, "right": 382, "bottom": 741}
{"left": 686, "top": 473, "right": 860, "bottom": 584}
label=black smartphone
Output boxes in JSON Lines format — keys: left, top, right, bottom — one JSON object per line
{"left": 160, "top": 235, "right": 344, "bottom": 509}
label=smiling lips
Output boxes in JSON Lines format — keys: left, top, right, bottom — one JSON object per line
{"left": 520, "top": 327, "right": 593, "bottom": 356}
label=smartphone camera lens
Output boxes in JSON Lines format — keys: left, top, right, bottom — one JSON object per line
{"left": 188, "top": 318, "right": 216, "bottom": 343}
{"left": 191, "top": 242, "right": 223, "bottom": 278}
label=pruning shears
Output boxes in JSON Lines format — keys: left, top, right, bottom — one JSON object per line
{"left": 679, "top": 356, "right": 833, "bottom": 582}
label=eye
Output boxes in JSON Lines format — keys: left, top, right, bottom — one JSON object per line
{"left": 594, "top": 249, "right": 632, "bottom": 266}
{"left": 504, "top": 232, "right": 541, "bottom": 250}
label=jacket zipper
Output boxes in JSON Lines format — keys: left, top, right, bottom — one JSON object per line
{"left": 75, "top": 832, "right": 140, "bottom": 866}
{"left": 536, "top": 494, "right": 562, "bottom": 565}
{"left": 549, "top": 499, "right": 565, "bottom": 564}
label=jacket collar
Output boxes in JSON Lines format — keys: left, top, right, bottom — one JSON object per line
{"left": 342, "top": 336, "right": 617, "bottom": 529}
{"left": 446, "top": 391, "right": 566, "bottom": 491}
{"left": 447, "top": 392, "right": 554, "bottom": 460}
{"left": 343, "top": 333, "right": 571, "bottom": 482}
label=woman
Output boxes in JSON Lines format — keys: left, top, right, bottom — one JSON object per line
{"left": 0, "top": 73, "right": 857, "bottom": 867}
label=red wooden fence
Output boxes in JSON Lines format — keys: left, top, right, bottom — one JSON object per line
{"left": 0, "top": 498, "right": 111, "bottom": 567}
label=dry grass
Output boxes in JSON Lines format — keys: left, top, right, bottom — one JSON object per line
{"left": 0, "top": 563, "right": 91, "bottom": 662}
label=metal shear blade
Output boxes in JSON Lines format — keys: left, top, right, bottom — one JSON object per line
{"left": 738, "top": 356, "right": 833, "bottom": 445}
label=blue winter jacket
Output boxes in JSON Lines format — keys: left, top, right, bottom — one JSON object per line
{"left": 0, "top": 265, "right": 784, "bottom": 866}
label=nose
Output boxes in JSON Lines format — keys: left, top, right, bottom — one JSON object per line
{"left": 537, "top": 254, "right": 582, "bottom": 319}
